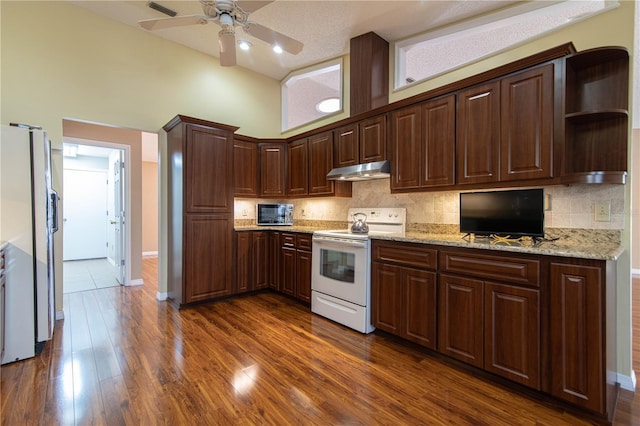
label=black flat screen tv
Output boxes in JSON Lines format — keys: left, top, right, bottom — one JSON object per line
{"left": 459, "top": 188, "right": 544, "bottom": 238}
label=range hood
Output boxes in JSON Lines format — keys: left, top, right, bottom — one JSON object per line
{"left": 326, "top": 160, "right": 390, "bottom": 181}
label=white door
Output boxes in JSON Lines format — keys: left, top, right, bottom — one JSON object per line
{"left": 63, "top": 169, "right": 108, "bottom": 260}
{"left": 114, "top": 152, "right": 126, "bottom": 284}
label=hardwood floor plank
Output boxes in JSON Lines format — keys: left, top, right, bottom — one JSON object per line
{"left": 2, "top": 259, "right": 639, "bottom": 425}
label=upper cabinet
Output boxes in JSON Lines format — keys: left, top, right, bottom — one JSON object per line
{"left": 288, "top": 131, "right": 351, "bottom": 198}
{"left": 259, "top": 143, "right": 286, "bottom": 198}
{"left": 457, "top": 63, "right": 555, "bottom": 186}
{"left": 391, "top": 95, "right": 455, "bottom": 191}
{"left": 562, "top": 47, "right": 629, "bottom": 184}
{"left": 335, "top": 115, "right": 387, "bottom": 168}
{"left": 233, "top": 138, "right": 258, "bottom": 198}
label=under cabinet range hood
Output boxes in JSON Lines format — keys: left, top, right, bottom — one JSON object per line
{"left": 326, "top": 160, "right": 391, "bottom": 181}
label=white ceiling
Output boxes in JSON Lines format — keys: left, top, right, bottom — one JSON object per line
{"left": 70, "top": 0, "right": 525, "bottom": 81}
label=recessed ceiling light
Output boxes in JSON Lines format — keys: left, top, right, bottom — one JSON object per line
{"left": 272, "top": 45, "right": 283, "bottom": 54}
{"left": 238, "top": 40, "right": 252, "bottom": 51}
{"left": 316, "top": 97, "right": 340, "bottom": 113}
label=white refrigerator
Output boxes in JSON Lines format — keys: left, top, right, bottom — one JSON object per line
{"left": 0, "top": 124, "right": 59, "bottom": 364}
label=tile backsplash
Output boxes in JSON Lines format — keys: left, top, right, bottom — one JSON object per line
{"left": 234, "top": 180, "right": 625, "bottom": 230}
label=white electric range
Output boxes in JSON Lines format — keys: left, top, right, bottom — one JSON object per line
{"left": 311, "top": 208, "right": 406, "bottom": 333}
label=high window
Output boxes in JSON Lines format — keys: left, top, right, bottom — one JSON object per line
{"left": 395, "top": 1, "right": 616, "bottom": 90}
{"left": 282, "top": 58, "right": 343, "bottom": 131}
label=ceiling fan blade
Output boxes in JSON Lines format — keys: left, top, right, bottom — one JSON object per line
{"left": 236, "top": 1, "right": 275, "bottom": 13}
{"left": 138, "top": 15, "right": 208, "bottom": 31}
{"left": 243, "top": 22, "right": 303, "bottom": 55}
{"left": 218, "top": 30, "right": 237, "bottom": 67}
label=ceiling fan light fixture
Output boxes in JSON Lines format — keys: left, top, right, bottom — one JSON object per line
{"left": 316, "top": 97, "right": 340, "bottom": 113}
{"left": 272, "top": 44, "right": 283, "bottom": 54}
{"left": 238, "top": 40, "right": 252, "bottom": 51}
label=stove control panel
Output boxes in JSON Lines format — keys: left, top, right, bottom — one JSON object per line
{"left": 347, "top": 208, "right": 406, "bottom": 226}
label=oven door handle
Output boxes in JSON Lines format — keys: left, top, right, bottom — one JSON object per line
{"left": 312, "top": 237, "right": 368, "bottom": 249}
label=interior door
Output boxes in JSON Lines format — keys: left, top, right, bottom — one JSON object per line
{"left": 114, "top": 152, "right": 126, "bottom": 284}
{"left": 63, "top": 169, "right": 108, "bottom": 260}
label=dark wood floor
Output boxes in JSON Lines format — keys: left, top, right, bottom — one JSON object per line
{"left": 2, "top": 258, "right": 640, "bottom": 425}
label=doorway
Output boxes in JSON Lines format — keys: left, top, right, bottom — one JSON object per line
{"left": 62, "top": 142, "right": 126, "bottom": 293}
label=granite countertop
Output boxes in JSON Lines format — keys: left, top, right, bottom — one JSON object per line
{"left": 234, "top": 222, "right": 623, "bottom": 261}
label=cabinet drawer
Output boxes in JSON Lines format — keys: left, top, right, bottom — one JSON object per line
{"left": 440, "top": 251, "right": 540, "bottom": 287}
{"left": 372, "top": 241, "right": 437, "bottom": 270}
{"left": 281, "top": 233, "right": 296, "bottom": 247}
{"left": 296, "top": 235, "right": 312, "bottom": 251}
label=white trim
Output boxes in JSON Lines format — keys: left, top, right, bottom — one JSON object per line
{"left": 126, "top": 279, "right": 143, "bottom": 286}
{"left": 156, "top": 292, "right": 168, "bottom": 301}
{"left": 632, "top": 268, "right": 640, "bottom": 278}
{"left": 618, "top": 370, "right": 637, "bottom": 392}
{"left": 143, "top": 251, "right": 158, "bottom": 257}
{"left": 55, "top": 310, "right": 65, "bottom": 320}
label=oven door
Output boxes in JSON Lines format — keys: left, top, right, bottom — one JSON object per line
{"left": 311, "top": 236, "right": 369, "bottom": 306}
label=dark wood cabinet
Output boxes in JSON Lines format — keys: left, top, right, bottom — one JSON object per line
{"left": 233, "top": 139, "right": 258, "bottom": 197}
{"left": 562, "top": 47, "right": 629, "bottom": 184}
{"left": 500, "top": 64, "right": 554, "bottom": 181}
{"left": 335, "top": 115, "right": 387, "bottom": 168}
{"left": 253, "top": 231, "right": 270, "bottom": 290}
{"left": 236, "top": 231, "right": 272, "bottom": 294}
{"left": 235, "top": 231, "right": 251, "bottom": 293}
{"left": 165, "top": 115, "right": 236, "bottom": 307}
{"left": 308, "top": 132, "right": 334, "bottom": 195}
{"left": 456, "top": 81, "right": 501, "bottom": 185}
{"left": 287, "top": 139, "right": 308, "bottom": 197}
{"left": 484, "top": 282, "right": 540, "bottom": 389}
{"left": 372, "top": 241, "right": 437, "bottom": 349}
{"left": 391, "top": 96, "right": 455, "bottom": 191}
{"left": 438, "top": 273, "right": 484, "bottom": 367}
{"left": 549, "top": 262, "right": 606, "bottom": 414}
{"left": 269, "top": 232, "right": 280, "bottom": 290}
{"left": 279, "top": 232, "right": 312, "bottom": 303}
{"left": 259, "top": 144, "right": 286, "bottom": 197}
{"left": 438, "top": 249, "right": 541, "bottom": 389}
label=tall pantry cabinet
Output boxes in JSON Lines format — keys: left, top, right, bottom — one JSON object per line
{"left": 164, "top": 115, "right": 238, "bottom": 307}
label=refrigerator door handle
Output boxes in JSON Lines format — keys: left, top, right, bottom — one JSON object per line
{"left": 50, "top": 190, "right": 60, "bottom": 233}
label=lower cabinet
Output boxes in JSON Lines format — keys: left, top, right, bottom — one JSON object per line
{"left": 372, "top": 241, "right": 438, "bottom": 349}
{"left": 235, "top": 231, "right": 276, "bottom": 294}
{"left": 549, "top": 261, "right": 608, "bottom": 415}
{"left": 280, "top": 232, "right": 312, "bottom": 303}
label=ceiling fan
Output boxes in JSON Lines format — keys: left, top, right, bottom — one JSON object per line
{"left": 138, "top": 0, "right": 304, "bottom": 67}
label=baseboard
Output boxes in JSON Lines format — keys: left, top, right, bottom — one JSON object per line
{"left": 618, "top": 370, "right": 637, "bottom": 391}
{"left": 632, "top": 268, "right": 640, "bottom": 278}
{"left": 126, "top": 279, "right": 143, "bottom": 286}
{"left": 142, "top": 251, "right": 158, "bottom": 257}
{"left": 156, "top": 292, "right": 168, "bottom": 301}
{"left": 55, "top": 310, "right": 65, "bottom": 320}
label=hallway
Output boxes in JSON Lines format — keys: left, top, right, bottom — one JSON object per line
{"left": 63, "top": 259, "right": 120, "bottom": 293}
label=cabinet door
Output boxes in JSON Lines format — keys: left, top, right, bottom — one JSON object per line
{"left": 360, "top": 115, "right": 387, "bottom": 164}
{"left": 269, "top": 232, "right": 280, "bottom": 290}
{"left": 438, "top": 274, "right": 484, "bottom": 367}
{"left": 259, "top": 144, "right": 286, "bottom": 198}
{"left": 550, "top": 263, "right": 604, "bottom": 414}
{"left": 280, "top": 246, "right": 297, "bottom": 297}
{"left": 296, "top": 250, "right": 312, "bottom": 303}
{"left": 235, "top": 231, "right": 252, "bottom": 293}
{"left": 184, "top": 215, "right": 233, "bottom": 302}
{"left": 404, "top": 269, "right": 437, "bottom": 349}
{"left": 422, "top": 95, "right": 455, "bottom": 187}
{"left": 371, "top": 263, "right": 402, "bottom": 334}
{"left": 457, "top": 81, "right": 500, "bottom": 185}
{"left": 501, "top": 64, "right": 554, "bottom": 181}
{"left": 233, "top": 140, "right": 258, "bottom": 197}
{"left": 391, "top": 105, "right": 421, "bottom": 190}
{"left": 253, "top": 232, "right": 269, "bottom": 290}
{"left": 335, "top": 124, "right": 359, "bottom": 167}
{"left": 185, "top": 124, "right": 233, "bottom": 213}
{"left": 484, "top": 282, "right": 540, "bottom": 389}
{"left": 287, "top": 139, "right": 308, "bottom": 197}
{"left": 308, "top": 132, "right": 334, "bottom": 195}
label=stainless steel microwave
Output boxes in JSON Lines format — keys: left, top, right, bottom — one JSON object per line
{"left": 256, "top": 203, "right": 294, "bottom": 226}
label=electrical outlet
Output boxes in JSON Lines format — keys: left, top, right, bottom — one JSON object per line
{"left": 301, "top": 209, "right": 306, "bottom": 216}
{"left": 242, "top": 209, "right": 248, "bottom": 217}
{"left": 594, "top": 201, "right": 611, "bottom": 222}
{"left": 544, "top": 194, "right": 551, "bottom": 211}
